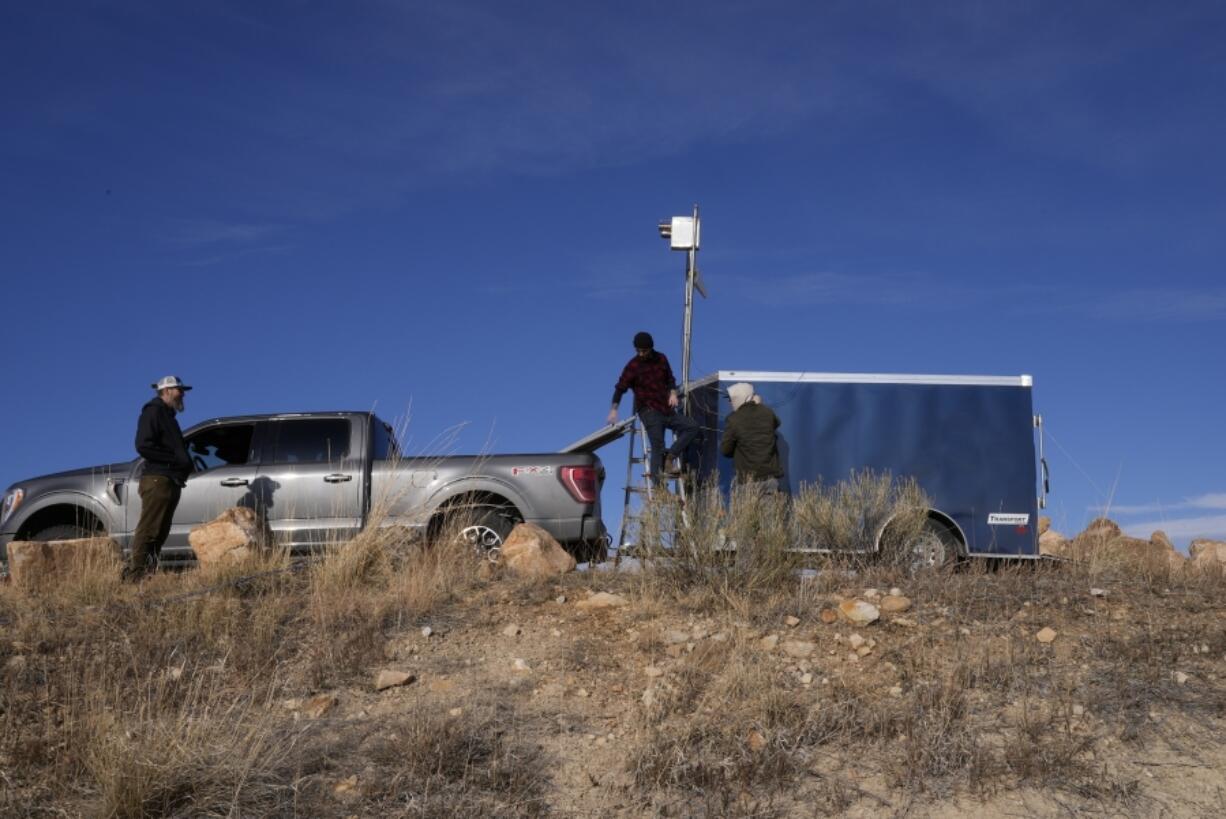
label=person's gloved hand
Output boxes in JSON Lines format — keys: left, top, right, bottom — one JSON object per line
{"left": 606, "top": 408, "right": 618, "bottom": 426}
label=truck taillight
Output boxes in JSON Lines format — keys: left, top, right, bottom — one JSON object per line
{"left": 559, "top": 466, "right": 599, "bottom": 504}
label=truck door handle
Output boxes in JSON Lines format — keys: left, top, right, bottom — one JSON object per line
{"left": 219, "top": 478, "right": 249, "bottom": 487}
{"left": 324, "top": 474, "right": 352, "bottom": 483}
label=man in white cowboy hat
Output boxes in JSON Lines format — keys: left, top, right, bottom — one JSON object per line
{"left": 720, "top": 382, "right": 784, "bottom": 492}
{"left": 127, "top": 375, "right": 194, "bottom": 579}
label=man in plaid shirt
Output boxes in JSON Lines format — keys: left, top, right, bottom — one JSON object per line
{"left": 607, "top": 331, "right": 699, "bottom": 485}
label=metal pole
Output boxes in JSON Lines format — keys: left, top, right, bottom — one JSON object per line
{"left": 680, "top": 203, "right": 698, "bottom": 412}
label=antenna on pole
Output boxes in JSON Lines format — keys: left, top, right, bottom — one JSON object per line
{"left": 658, "top": 204, "right": 707, "bottom": 412}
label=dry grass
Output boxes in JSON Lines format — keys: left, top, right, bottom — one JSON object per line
{"left": 2, "top": 478, "right": 1224, "bottom": 817}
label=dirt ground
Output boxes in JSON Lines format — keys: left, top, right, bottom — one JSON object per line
{"left": 3, "top": 549, "right": 1225, "bottom": 818}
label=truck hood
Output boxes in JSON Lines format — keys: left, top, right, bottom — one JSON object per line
{"left": 9, "top": 461, "right": 136, "bottom": 488}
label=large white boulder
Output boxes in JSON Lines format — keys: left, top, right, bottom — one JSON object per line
{"left": 5, "top": 537, "right": 121, "bottom": 590}
{"left": 500, "top": 522, "right": 576, "bottom": 579}
{"left": 188, "top": 507, "right": 266, "bottom": 567}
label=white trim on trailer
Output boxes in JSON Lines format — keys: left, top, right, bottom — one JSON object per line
{"left": 706, "top": 371, "right": 1033, "bottom": 388}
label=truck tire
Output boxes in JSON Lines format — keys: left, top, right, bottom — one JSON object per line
{"left": 451, "top": 506, "right": 516, "bottom": 559}
{"left": 32, "top": 523, "right": 102, "bottom": 542}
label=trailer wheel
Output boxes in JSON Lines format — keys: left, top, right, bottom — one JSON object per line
{"left": 909, "top": 519, "right": 959, "bottom": 572}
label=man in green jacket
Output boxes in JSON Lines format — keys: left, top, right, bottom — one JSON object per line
{"left": 720, "top": 382, "right": 785, "bottom": 492}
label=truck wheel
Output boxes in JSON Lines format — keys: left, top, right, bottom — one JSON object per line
{"left": 453, "top": 507, "right": 516, "bottom": 560}
{"left": 910, "top": 519, "right": 959, "bottom": 572}
{"left": 32, "top": 523, "right": 101, "bottom": 542}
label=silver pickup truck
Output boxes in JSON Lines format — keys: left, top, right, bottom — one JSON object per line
{"left": 0, "top": 411, "right": 607, "bottom": 564}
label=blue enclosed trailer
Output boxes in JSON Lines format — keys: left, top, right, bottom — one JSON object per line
{"left": 685, "top": 371, "right": 1044, "bottom": 559}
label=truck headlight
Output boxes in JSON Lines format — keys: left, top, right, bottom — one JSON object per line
{"left": 1, "top": 488, "right": 24, "bottom": 528}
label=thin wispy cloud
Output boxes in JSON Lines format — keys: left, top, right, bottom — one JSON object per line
{"left": 1090, "top": 287, "right": 1226, "bottom": 322}
{"left": 165, "top": 219, "right": 288, "bottom": 248}
{"left": 1123, "top": 514, "right": 1226, "bottom": 540}
{"left": 1094, "top": 492, "right": 1226, "bottom": 517}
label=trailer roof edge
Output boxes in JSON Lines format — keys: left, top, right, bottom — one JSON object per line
{"left": 701, "top": 371, "right": 1034, "bottom": 388}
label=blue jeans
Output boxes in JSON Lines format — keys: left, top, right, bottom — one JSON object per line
{"left": 638, "top": 407, "right": 699, "bottom": 483}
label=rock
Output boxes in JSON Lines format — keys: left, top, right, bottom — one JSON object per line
{"left": 1039, "top": 528, "right": 1069, "bottom": 557}
{"left": 856, "top": 646, "right": 873, "bottom": 657}
{"left": 1190, "top": 539, "right": 1226, "bottom": 567}
{"left": 862, "top": 588, "right": 882, "bottom": 600}
{"left": 889, "top": 587, "right": 903, "bottom": 597}
{"left": 663, "top": 629, "right": 690, "bottom": 645}
{"left": 420, "top": 626, "right": 433, "bottom": 638}
{"left": 889, "top": 685, "right": 903, "bottom": 697}
{"left": 304, "top": 693, "right": 338, "bottom": 719}
{"left": 448, "top": 707, "right": 463, "bottom": 717}
{"left": 1036, "top": 627, "right": 1058, "bottom": 644}
{"left": 1089, "top": 588, "right": 1107, "bottom": 597}
{"left": 502, "top": 624, "right": 522, "bottom": 638}
{"left": 848, "top": 634, "right": 865, "bottom": 649}
{"left": 800, "top": 672, "right": 813, "bottom": 685}
{"left": 1072, "top": 704, "right": 1085, "bottom": 717}
{"left": 784, "top": 615, "right": 801, "bottom": 627}
{"left": 1038, "top": 516, "right": 1051, "bottom": 535}
{"left": 576, "top": 591, "right": 629, "bottom": 610}
{"left": 838, "top": 599, "right": 880, "bottom": 625}
{"left": 746, "top": 730, "right": 767, "bottom": 752}
{"left": 644, "top": 665, "right": 664, "bottom": 678}
{"left": 818, "top": 607, "right": 839, "bottom": 625}
{"left": 512, "top": 658, "right": 531, "bottom": 672}
{"left": 1173, "top": 671, "right": 1189, "bottom": 685}
{"left": 374, "top": 670, "right": 416, "bottom": 691}
{"left": 1083, "top": 517, "right": 1122, "bottom": 540}
{"left": 333, "top": 775, "right": 359, "bottom": 798}
{"left": 879, "top": 595, "right": 912, "bottom": 613}
{"left": 760, "top": 634, "right": 779, "bottom": 650}
{"left": 782, "top": 640, "right": 817, "bottom": 658}
{"left": 189, "top": 507, "right": 266, "bottom": 566}
{"left": 6, "top": 537, "right": 122, "bottom": 589}
{"left": 500, "top": 523, "right": 576, "bottom": 579}
{"left": 1150, "top": 531, "right": 1176, "bottom": 551}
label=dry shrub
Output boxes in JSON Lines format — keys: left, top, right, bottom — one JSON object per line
{"left": 84, "top": 679, "right": 315, "bottom": 818}
{"left": 793, "top": 469, "right": 929, "bottom": 564}
{"left": 361, "top": 700, "right": 547, "bottom": 817}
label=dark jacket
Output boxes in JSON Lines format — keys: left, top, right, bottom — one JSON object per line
{"left": 135, "top": 397, "right": 192, "bottom": 484}
{"left": 720, "top": 402, "right": 783, "bottom": 481}
{"left": 612, "top": 351, "right": 678, "bottom": 415}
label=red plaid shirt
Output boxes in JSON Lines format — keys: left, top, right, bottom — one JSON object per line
{"left": 612, "top": 351, "right": 677, "bottom": 415}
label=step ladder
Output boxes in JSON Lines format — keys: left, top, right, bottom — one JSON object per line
{"left": 617, "top": 416, "right": 688, "bottom": 555}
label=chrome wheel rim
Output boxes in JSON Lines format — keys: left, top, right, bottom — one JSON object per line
{"left": 460, "top": 523, "right": 504, "bottom": 559}
{"left": 910, "top": 533, "right": 947, "bottom": 571}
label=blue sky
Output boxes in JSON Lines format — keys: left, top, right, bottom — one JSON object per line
{"left": 3, "top": 1, "right": 1224, "bottom": 547}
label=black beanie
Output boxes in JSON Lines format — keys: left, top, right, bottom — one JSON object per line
{"left": 633, "top": 331, "right": 654, "bottom": 350}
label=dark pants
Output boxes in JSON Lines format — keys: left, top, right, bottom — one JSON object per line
{"left": 638, "top": 407, "right": 700, "bottom": 484}
{"left": 129, "top": 474, "right": 181, "bottom": 577}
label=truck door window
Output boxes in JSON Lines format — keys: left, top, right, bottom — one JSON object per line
{"left": 271, "top": 419, "right": 351, "bottom": 464}
{"left": 372, "top": 419, "right": 400, "bottom": 460}
{"left": 187, "top": 424, "right": 256, "bottom": 471}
